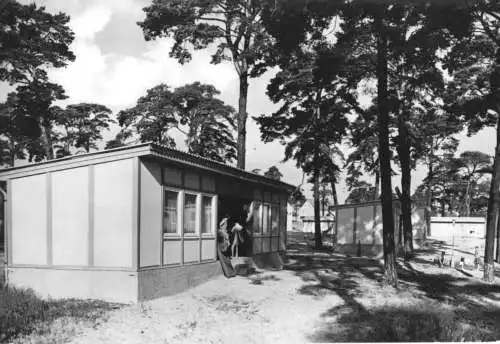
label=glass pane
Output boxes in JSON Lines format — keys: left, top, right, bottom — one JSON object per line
{"left": 267, "top": 205, "right": 273, "bottom": 233}
{"left": 184, "top": 194, "right": 197, "bottom": 234}
{"left": 163, "top": 190, "right": 178, "bottom": 234}
{"left": 252, "top": 202, "right": 261, "bottom": 233}
{"left": 262, "top": 205, "right": 269, "bottom": 234}
{"left": 201, "top": 196, "right": 212, "bottom": 234}
{"left": 271, "top": 205, "right": 279, "bottom": 235}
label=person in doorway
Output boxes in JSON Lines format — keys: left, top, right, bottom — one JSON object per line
{"left": 217, "top": 216, "right": 231, "bottom": 254}
{"left": 231, "top": 222, "right": 244, "bottom": 258}
{"left": 230, "top": 202, "right": 255, "bottom": 258}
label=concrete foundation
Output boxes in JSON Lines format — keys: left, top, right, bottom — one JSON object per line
{"left": 252, "top": 252, "right": 284, "bottom": 270}
{"left": 7, "top": 267, "right": 138, "bottom": 303}
{"left": 335, "top": 244, "right": 384, "bottom": 258}
{"left": 138, "top": 261, "right": 222, "bottom": 301}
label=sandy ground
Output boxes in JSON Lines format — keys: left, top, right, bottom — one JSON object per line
{"left": 69, "top": 267, "right": 346, "bottom": 344}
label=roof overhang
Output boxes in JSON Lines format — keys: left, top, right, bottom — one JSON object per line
{"left": 0, "top": 142, "right": 295, "bottom": 193}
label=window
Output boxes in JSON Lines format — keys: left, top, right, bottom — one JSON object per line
{"left": 163, "top": 190, "right": 178, "bottom": 234}
{"left": 267, "top": 205, "right": 273, "bottom": 233}
{"left": 262, "top": 205, "right": 269, "bottom": 234}
{"left": 252, "top": 202, "right": 261, "bottom": 233}
{"left": 271, "top": 205, "right": 279, "bottom": 235}
{"left": 184, "top": 193, "right": 197, "bottom": 234}
{"left": 201, "top": 196, "right": 213, "bottom": 234}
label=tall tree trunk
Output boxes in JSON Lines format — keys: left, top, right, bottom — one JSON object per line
{"left": 8, "top": 138, "right": 15, "bottom": 167}
{"left": 496, "top": 210, "right": 500, "bottom": 262}
{"left": 426, "top": 156, "right": 433, "bottom": 237}
{"left": 330, "top": 176, "right": 338, "bottom": 206}
{"left": 397, "top": 114, "right": 414, "bottom": 260}
{"left": 321, "top": 184, "right": 326, "bottom": 216}
{"left": 484, "top": 117, "right": 500, "bottom": 282}
{"left": 313, "top": 164, "right": 322, "bottom": 250}
{"left": 465, "top": 180, "right": 471, "bottom": 216}
{"left": 484, "top": 50, "right": 500, "bottom": 282}
{"left": 40, "top": 118, "right": 54, "bottom": 160}
{"left": 375, "top": 171, "right": 380, "bottom": 200}
{"left": 237, "top": 72, "right": 249, "bottom": 169}
{"left": 375, "top": 16, "right": 397, "bottom": 287}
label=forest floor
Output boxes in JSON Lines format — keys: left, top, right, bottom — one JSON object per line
{"left": 4, "top": 233, "right": 500, "bottom": 343}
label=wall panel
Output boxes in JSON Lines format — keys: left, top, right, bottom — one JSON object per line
{"left": 337, "top": 208, "right": 355, "bottom": 244}
{"left": 201, "top": 239, "right": 216, "bottom": 260}
{"left": 411, "top": 209, "right": 425, "bottom": 240}
{"left": 183, "top": 239, "right": 199, "bottom": 263}
{"left": 94, "top": 159, "right": 134, "bottom": 267}
{"left": 11, "top": 174, "right": 47, "bottom": 265}
{"left": 262, "top": 236, "right": 271, "bottom": 252}
{"left": 164, "top": 240, "right": 181, "bottom": 264}
{"left": 140, "top": 160, "right": 162, "bottom": 267}
{"left": 356, "top": 206, "right": 374, "bottom": 244}
{"left": 374, "top": 205, "right": 383, "bottom": 244}
{"left": 52, "top": 167, "right": 89, "bottom": 266}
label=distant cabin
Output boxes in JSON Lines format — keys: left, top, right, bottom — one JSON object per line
{"left": 332, "top": 200, "right": 426, "bottom": 258}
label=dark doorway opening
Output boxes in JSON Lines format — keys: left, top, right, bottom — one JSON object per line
{"left": 218, "top": 195, "right": 253, "bottom": 257}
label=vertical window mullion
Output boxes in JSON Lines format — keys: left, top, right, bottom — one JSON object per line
{"left": 259, "top": 203, "right": 263, "bottom": 234}
{"left": 212, "top": 195, "right": 218, "bottom": 236}
{"left": 178, "top": 191, "right": 184, "bottom": 235}
{"left": 196, "top": 194, "right": 201, "bottom": 235}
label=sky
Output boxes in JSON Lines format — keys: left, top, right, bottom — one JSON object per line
{"left": 0, "top": 0, "right": 496, "bottom": 203}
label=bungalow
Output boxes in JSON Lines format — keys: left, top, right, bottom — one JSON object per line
{"left": 0, "top": 143, "right": 293, "bottom": 303}
{"left": 333, "top": 200, "right": 426, "bottom": 257}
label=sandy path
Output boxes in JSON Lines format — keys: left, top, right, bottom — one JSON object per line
{"left": 69, "top": 269, "right": 344, "bottom": 344}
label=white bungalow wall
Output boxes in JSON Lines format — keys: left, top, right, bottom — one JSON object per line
{"left": 11, "top": 174, "right": 48, "bottom": 265}
{"left": 374, "top": 205, "right": 383, "bottom": 245}
{"left": 139, "top": 160, "right": 162, "bottom": 267}
{"left": 93, "top": 159, "right": 134, "bottom": 268}
{"left": 335, "top": 202, "right": 424, "bottom": 248}
{"left": 337, "top": 208, "right": 354, "bottom": 244}
{"left": 356, "top": 206, "right": 374, "bottom": 244}
{"left": 10, "top": 158, "right": 136, "bottom": 269}
{"left": 51, "top": 167, "right": 89, "bottom": 266}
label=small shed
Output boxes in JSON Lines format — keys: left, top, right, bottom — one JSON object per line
{"left": 430, "top": 217, "right": 486, "bottom": 239}
{"left": 430, "top": 217, "right": 486, "bottom": 254}
{"left": 0, "top": 143, "right": 293, "bottom": 303}
{"left": 332, "top": 200, "right": 426, "bottom": 257}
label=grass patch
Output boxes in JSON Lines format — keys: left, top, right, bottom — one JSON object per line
{"left": 313, "top": 301, "right": 500, "bottom": 342}
{"left": 0, "top": 285, "right": 121, "bottom": 343}
{"left": 339, "top": 305, "right": 496, "bottom": 342}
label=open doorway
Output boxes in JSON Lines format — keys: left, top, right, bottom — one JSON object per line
{"left": 218, "top": 195, "right": 253, "bottom": 257}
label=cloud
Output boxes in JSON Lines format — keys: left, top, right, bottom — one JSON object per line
{"left": 70, "top": 6, "right": 113, "bottom": 40}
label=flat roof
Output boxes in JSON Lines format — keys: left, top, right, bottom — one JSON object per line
{"left": 0, "top": 142, "right": 295, "bottom": 192}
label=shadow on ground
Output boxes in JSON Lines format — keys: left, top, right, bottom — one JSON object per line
{"left": 283, "top": 233, "right": 500, "bottom": 342}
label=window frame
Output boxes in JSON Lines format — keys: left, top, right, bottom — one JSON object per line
{"left": 162, "top": 186, "right": 217, "bottom": 238}
{"left": 183, "top": 192, "right": 199, "bottom": 236}
{"left": 271, "top": 204, "right": 280, "bottom": 236}
{"left": 252, "top": 201, "right": 262, "bottom": 234}
{"left": 162, "top": 186, "right": 182, "bottom": 236}
{"left": 200, "top": 193, "right": 216, "bottom": 236}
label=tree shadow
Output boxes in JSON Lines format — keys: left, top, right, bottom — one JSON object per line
{"left": 249, "top": 274, "right": 281, "bottom": 285}
{"left": 285, "top": 253, "right": 369, "bottom": 316}
{"left": 310, "top": 304, "right": 500, "bottom": 342}
{"left": 285, "top": 236, "right": 500, "bottom": 342}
